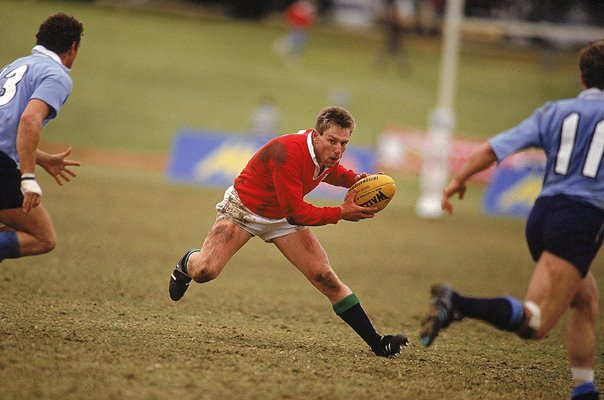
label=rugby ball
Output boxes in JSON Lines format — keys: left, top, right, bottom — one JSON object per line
{"left": 347, "top": 174, "right": 396, "bottom": 211}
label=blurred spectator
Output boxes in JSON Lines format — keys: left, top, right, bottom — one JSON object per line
{"left": 228, "top": 0, "right": 272, "bottom": 19}
{"left": 417, "top": 0, "right": 445, "bottom": 35}
{"left": 273, "top": 0, "right": 317, "bottom": 68}
{"left": 465, "top": 0, "right": 603, "bottom": 26}
{"left": 374, "top": 0, "right": 415, "bottom": 71}
{"left": 250, "top": 96, "right": 281, "bottom": 137}
{"left": 316, "top": 0, "right": 334, "bottom": 16}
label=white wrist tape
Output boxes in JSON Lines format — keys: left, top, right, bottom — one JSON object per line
{"left": 21, "top": 174, "right": 42, "bottom": 196}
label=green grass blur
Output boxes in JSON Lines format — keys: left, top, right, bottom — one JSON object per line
{"left": 1, "top": 0, "right": 578, "bottom": 153}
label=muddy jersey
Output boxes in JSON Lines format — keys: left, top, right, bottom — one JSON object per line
{"left": 234, "top": 129, "right": 358, "bottom": 225}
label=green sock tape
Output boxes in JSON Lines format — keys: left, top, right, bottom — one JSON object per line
{"left": 333, "top": 293, "right": 360, "bottom": 315}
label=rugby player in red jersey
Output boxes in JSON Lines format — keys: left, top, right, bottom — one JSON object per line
{"left": 169, "top": 106, "right": 407, "bottom": 357}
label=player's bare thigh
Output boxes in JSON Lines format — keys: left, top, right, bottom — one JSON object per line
{"left": 188, "top": 219, "right": 252, "bottom": 282}
{"left": 273, "top": 228, "right": 352, "bottom": 303}
{"left": 0, "top": 205, "right": 56, "bottom": 254}
{"left": 0, "top": 206, "right": 55, "bottom": 238}
{"left": 524, "top": 250, "right": 584, "bottom": 338}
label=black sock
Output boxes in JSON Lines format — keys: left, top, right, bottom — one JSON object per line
{"left": 334, "top": 293, "right": 381, "bottom": 351}
{"left": 453, "top": 293, "right": 524, "bottom": 332}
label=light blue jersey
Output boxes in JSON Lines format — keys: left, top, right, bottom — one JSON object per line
{"left": 0, "top": 45, "right": 72, "bottom": 164}
{"left": 489, "top": 88, "right": 604, "bottom": 211}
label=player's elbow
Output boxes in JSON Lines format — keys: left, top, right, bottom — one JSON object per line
{"left": 41, "top": 238, "right": 56, "bottom": 254}
{"left": 19, "top": 110, "right": 41, "bottom": 129}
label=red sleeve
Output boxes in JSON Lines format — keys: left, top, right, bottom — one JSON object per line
{"left": 323, "top": 164, "right": 358, "bottom": 188}
{"left": 272, "top": 149, "right": 342, "bottom": 226}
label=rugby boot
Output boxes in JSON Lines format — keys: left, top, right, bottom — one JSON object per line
{"left": 420, "top": 283, "right": 462, "bottom": 346}
{"left": 374, "top": 333, "right": 409, "bottom": 357}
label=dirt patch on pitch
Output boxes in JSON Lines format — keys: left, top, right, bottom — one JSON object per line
{"left": 41, "top": 143, "right": 168, "bottom": 172}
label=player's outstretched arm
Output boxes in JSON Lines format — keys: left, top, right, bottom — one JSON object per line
{"left": 17, "top": 99, "right": 48, "bottom": 213}
{"left": 441, "top": 142, "right": 497, "bottom": 215}
{"left": 36, "top": 147, "right": 81, "bottom": 186}
{"left": 340, "top": 189, "right": 377, "bottom": 221}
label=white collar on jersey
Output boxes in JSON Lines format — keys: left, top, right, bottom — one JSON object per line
{"left": 304, "top": 129, "right": 325, "bottom": 180}
{"left": 579, "top": 87, "right": 604, "bottom": 99}
{"left": 31, "top": 45, "right": 68, "bottom": 70}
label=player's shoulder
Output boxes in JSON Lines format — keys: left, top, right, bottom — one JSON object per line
{"left": 271, "top": 130, "right": 311, "bottom": 160}
{"left": 278, "top": 129, "right": 311, "bottom": 146}
{"left": 1, "top": 55, "right": 29, "bottom": 75}
{"left": 547, "top": 89, "right": 604, "bottom": 109}
{"left": 286, "top": 129, "right": 313, "bottom": 139}
{"left": 12, "top": 54, "right": 70, "bottom": 82}
{"left": 535, "top": 96, "right": 583, "bottom": 118}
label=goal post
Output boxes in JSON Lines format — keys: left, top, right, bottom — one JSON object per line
{"left": 416, "top": 0, "right": 464, "bottom": 219}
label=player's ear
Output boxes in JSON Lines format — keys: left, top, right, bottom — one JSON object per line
{"left": 579, "top": 72, "right": 587, "bottom": 89}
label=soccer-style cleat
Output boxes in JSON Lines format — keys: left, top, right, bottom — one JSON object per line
{"left": 168, "top": 249, "right": 197, "bottom": 301}
{"left": 374, "top": 333, "right": 409, "bottom": 357}
{"left": 420, "top": 283, "right": 461, "bottom": 347}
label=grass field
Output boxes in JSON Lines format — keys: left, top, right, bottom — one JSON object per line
{"left": 0, "top": 1, "right": 602, "bottom": 399}
{"left": 2, "top": 165, "right": 602, "bottom": 400}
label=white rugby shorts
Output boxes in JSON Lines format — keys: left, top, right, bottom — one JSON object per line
{"left": 215, "top": 186, "right": 306, "bottom": 242}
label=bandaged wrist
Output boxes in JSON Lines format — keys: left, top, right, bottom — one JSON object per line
{"left": 20, "top": 174, "right": 42, "bottom": 196}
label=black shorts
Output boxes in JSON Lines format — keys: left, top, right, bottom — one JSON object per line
{"left": 525, "top": 194, "right": 604, "bottom": 277}
{"left": 0, "top": 151, "right": 23, "bottom": 210}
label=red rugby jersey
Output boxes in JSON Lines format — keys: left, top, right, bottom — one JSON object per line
{"left": 234, "top": 129, "right": 358, "bottom": 226}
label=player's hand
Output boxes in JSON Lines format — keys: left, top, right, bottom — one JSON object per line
{"left": 39, "top": 147, "right": 80, "bottom": 186}
{"left": 353, "top": 171, "right": 383, "bottom": 182}
{"left": 354, "top": 173, "right": 369, "bottom": 183}
{"left": 20, "top": 174, "right": 42, "bottom": 213}
{"left": 22, "top": 192, "right": 41, "bottom": 213}
{"left": 441, "top": 178, "right": 466, "bottom": 215}
{"left": 340, "top": 189, "right": 378, "bottom": 221}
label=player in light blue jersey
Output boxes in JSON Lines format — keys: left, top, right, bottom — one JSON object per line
{"left": 0, "top": 13, "right": 83, "bottom": 261}
{"left": 420, "top": 40, "right": 604, "bottom": 400}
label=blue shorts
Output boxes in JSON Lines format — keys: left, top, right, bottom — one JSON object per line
{"left": 525, "top": 194, "right": 604, "bottom": 277}
{"left": 0, "top": 151, "right": 23, "bottom": 210}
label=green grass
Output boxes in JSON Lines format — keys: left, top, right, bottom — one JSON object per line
{"left": 0, "top": 166, "right": 602, "bottom": 400}
{"left": 1, "top": 0, "right": 578, "bottom": 153}
{"left": 0, "top": 2, "right": 601, "bottom": 399}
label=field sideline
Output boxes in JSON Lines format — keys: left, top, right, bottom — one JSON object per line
{"left": 1, "top": 1, "right": 603, "bottom": 399}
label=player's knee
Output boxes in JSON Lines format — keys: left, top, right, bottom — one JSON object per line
{"left": 190, "top": 267, "right": 218, "bottom": 283}
{"left": 188, "top": 259, "right": 220, "bottom": 283}
{"left": 37, "top": 234, "right": 56, "bottom": 254}
{"left": 571, "top": 280, "right": 599, "bottom": 322}
{"left": 582, "top": 292, "right": 598, "bottom": 324}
